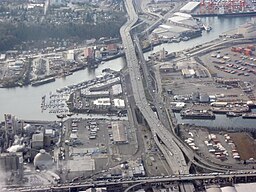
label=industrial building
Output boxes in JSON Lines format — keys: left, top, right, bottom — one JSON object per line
{"left": 111, "top": 121, "right": 128, "bottom": 144}
{"left": 168, "top": 12, "right": 200, "bottom": 29}
{"left": 181, "top": 68, "right": 195, "bottom": 78}
{"left": 31, "top": 132, "right": 44, "bottom": 149}
{"left": 44, "top": 128, "right": 56, "bottom": 147}
{"left": 4, "top": 114, "right": 18, "bottom": 139}
{"left": 4, "top": 114, "right": 22, "bottom": 151}
{"left": 206, "top": 183, "right": 256, "bottom": 191}
{"left": 112, "top": 84, "right": 123, "bottom": 95}
{"left": 66, "top": 50, "right": 75, "bottom": 61}
{"left": 84, "top": 47, "right": 95, "bottom": 60}
{"left": 0, "top": 152, "right": 23, "bottom": 181}
{"left": 159, "top": 63, "right": 178, "bottom": 73}
{"left": 0, "top": 54, "right": 6, "bottom": 61}
{"left": 180, "top": 2, "right": 201, "bottom": 13}
{"left": 106, "top": 44, "right": 118, "bottom": 55}
{"left": 93, "top": 98, "right": 111, "bottom": 106}
{"left": 113, "top": 99, "right": 125, "bottom": 108}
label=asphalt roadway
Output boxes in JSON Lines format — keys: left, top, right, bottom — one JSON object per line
{"left": 120, "top": 0, "right": 256, "bottom": 175}
{"left": 120, "top": 0, "right": 189, "bottom": 174}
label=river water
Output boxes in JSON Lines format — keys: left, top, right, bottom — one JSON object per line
{"left": 0, "top": 16, "right": 252, "bottom": 121}
{"left": 175, "top": 112, "right": 256, "bottom": 129}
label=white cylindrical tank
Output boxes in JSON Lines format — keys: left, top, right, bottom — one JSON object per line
{"left": 34, "top": 149, "right": 53, "bottom": 169}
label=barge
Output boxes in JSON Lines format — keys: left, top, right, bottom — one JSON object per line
{"left": 242, "top": 113, "right": 256, "bottom": 119}
{"left": 31, "top": 77, "right": 56, "bottom": 87}
{"left": 180, "top": 110, "right": 215, "bottom": 120}
{"left": 226, "top": 111, "right": 241, "bottom": 117}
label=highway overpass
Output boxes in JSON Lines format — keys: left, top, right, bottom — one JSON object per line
{"left": 120, "top": 0, "right": 189, "bottom": 174}
{"left": 5, "top": 172, "right": 256, "bottom": 192}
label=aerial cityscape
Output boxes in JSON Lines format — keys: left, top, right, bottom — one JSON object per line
{"left": 0, "top": 0, "right": 256, "bottom": 191}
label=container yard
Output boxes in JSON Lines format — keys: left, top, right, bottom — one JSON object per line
{"left": 156, "top": 32, "right": 256, "bottom": 129}
{"left": 187, "top": 0, "right": 256, "bottom": 17}
{"left": 179, "top": 124, "right": 256, "bottom": 164}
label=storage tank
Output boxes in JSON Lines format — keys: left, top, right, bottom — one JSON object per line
{"left": 34, "top": 149, "right": 53, "bottom": 170}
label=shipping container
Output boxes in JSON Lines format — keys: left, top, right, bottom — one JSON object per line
{"left": 247, "top": 44, "right": 255, "bottom": 51}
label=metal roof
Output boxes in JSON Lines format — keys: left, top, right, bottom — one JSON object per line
{"left": 180, "top": 2, "right": 200, "bottom": 13}
{"left": 235, "top": 183, "right": 256, "bottom": 192}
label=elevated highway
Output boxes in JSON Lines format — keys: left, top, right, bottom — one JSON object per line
{"left": 5, "top": 172, "right": 256, "bottom": 192}
{"left": 122, "top": 0, "right": 251, "bottom": 174}
{"left": 120, "top": 0, "right": 189, "bottom": 174}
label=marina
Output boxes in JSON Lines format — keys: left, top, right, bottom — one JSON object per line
{"left": 41, "top": 70, "right": 122, "bottom": 117}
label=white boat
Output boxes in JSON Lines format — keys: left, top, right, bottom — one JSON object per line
{"left": 203, "top": 24, "right": 212, "bottom": 32}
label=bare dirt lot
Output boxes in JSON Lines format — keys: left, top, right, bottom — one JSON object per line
{"left": 230, "top": 133, "right": 256, "bottom": 160}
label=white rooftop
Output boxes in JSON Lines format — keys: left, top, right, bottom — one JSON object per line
{"left": 93, "top": 98, "right": 111, "bottom": 106}
{"left": 180, "top": 2, "right": 200, "bottom": 13}
{"left": 113, "top": 99, "right": 125, "bottom": 108}
{"left": 235, "top": 183, "right": 256, "bottom": 192}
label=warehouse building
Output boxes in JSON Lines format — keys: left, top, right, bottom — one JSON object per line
{"left": 113, "top": 99, "right": 125, "bottom": 108}
{"left": 180, "top": 2, "right": 200, "bottom": 13}
{"left": 111, "top": 121, "right": 128, "bottom": 144}
{"left": 112, "top": 84, "right": 123, "bottom": 96}
{"left": 206, "top": 183, "right": 256, "bottom": 192}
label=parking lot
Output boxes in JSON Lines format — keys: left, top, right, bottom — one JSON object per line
{"left": 179, "top": 124, "right": 256, "bottom": 165}
{"left": 61, "top": 118, "right": 139, "bottom": 174}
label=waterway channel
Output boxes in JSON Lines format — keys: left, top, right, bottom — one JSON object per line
{"left": 0, "top": 16, "right": 253, "bottom": 121}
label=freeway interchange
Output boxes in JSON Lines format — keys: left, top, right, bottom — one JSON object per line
{"left": 120, "top": 0, "right": 242, "bottom": 176}
{"left": 120, "top": 0, "right": 256, "bottom": 179}
{"left": 120, "top": 0, "right": 189, "bottom": 174}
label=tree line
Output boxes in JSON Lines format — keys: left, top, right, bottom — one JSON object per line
{"left": 0, "top": 19, "right": 125, "bottom": 51}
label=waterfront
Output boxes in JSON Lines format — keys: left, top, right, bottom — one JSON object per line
{"left": 175, "top": 111, "right": 256, "bottom": 129}
{"left": 0, "top": 57, "right": 125, "bottom": 121}
{"left": 144, "top": 16, "right": 252, "bottom": 58}
{"left": 0, "top": 16, "right": 253, "bottom": 121}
